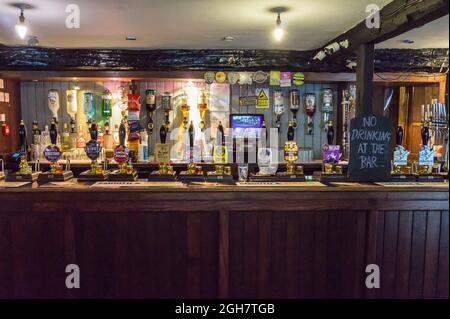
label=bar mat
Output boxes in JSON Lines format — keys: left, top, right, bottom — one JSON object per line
{"left": 236, "top": 182, "right": 325, "bottom": 187}
{"left": 0, "top": 182, "right": 30, "bottom": 188}
{"left": 375, "top": 182, "right": 449, "bottom": 187}
{"left": 90, "top": 181, "right": 185, "bottom": 188}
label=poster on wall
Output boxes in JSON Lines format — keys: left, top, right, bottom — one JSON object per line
{"left": 209, "top": 83, "right": 230, "bottom": 112}
{"left": 4, "top": 93, "right": 9, "bottom": 103}
{"left": 0, "top": 92, "right": 4, "bottom": 102}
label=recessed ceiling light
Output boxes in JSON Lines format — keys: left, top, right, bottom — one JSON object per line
{"left": 222, "top": 36, "right": 235, "bottom": 42}
{"left": 126, "top": 36, "right": 137, "bottom": 41}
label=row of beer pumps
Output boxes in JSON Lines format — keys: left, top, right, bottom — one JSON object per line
{"left": 393, "top": 100, "right": 449, "bottom": 178}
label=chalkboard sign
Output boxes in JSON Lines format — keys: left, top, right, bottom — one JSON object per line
{"left": 348, "top": 114, "right": 392, "bottom": 181}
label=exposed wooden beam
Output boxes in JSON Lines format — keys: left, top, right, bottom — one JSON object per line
{"left": 356, "top": 43, "right": 375, "bottom": 116}
{"left": 0, "top": 70, "right": 446, "bottom": 84}
{"left": 323, "top": 0, "right": 449, "bottom": 58}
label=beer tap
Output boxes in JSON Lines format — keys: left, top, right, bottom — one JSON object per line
{"left": 189, "top": 121, "right": 194, "bottom": 161}
{"left": 18, "top": 120, "right": 27, "bottom": 155}
{"left": 397, "top": 126, "right": 404, "bottom": 147}
{"left": 145, "top": 89, "right": 157, "bottom": 134}
{"left": 160, "top": 124, "right": 167, "bottom": 144}
{"left": 217, "top": 121, "right": 225, "bottom": 147}
{"left": 326, "top": 121, "right": 335, "bottom": 145}
{"left": 187, "top": 121, "right": 196, "bottom": 174}
{"left": 289, "top": 90, "right": 300, "bottom": 129}
{"left": 50, "top": 118, "right": 58, "bottom": 146}
{"left": 118, "top": 118, "right": 126, "bottom": 147}
{"left": 287, "top": 120, "right": 295, "bottom": 142}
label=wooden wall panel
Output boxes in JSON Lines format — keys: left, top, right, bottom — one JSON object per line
{"left": 0, "top": 189, "right": 447, "bottom": 299}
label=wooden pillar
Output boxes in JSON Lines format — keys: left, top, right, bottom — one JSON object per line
{"left": 355, "top": 43, "right": 375, "bottom": 117}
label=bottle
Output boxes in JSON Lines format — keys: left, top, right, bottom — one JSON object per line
{"left": 61, "top": 122, "right": 71, "bottom": 152}
{"left": 101, "top": 89, "right": 112, "bottom": 119}
{"left": 76, "top": 124, "right": 86, "bottom": 148}
{"left": 139, "top": 130, "right": 149, "bottom": 162}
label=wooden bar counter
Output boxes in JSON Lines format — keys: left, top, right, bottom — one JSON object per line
{"left": 0, "top": 181, "right": 448, "bottom": 299}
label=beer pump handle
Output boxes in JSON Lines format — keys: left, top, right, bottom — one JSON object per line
{"left": 189, "top": 122, "right": 194, "bottom": 149}
{"left": 160, "top": 125, "right": 167, "bottom": 144}
{"left": 421, "top": 125, "right": 429, "bottom": 147}
{"left": 218, "top": 122, "right": 225, "bottom": 147}
{"left": 18, "top": 120, "right": 26, "bottom": 154}
{"left": 50, "top": 119, "right": 58, "bottom": 145}
{"left": 119, "top": 121, "right": 126, "bottom": 146}
{"left": 397, "top": 126, "right": 404, "bottom": 146}
{"left": 327, "top": 122, "right": 335, "bottom": 145}
{"left": 89, "top": 122, "right": 98, "bottom": 141}
{"left": 287, "top": 122, "right": 295, "bottom": 141}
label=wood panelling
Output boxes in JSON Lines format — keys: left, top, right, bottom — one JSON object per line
{"left": 0, "top": 187, "right": 448, "bottom": 299}
{"left": 20, "top": 81, "right": 338, "bottom": 160}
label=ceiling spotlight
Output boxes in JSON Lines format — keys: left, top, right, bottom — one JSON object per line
{"left": 273, "top": 13, "right": 283, "bottom": 42}
{"left": 27, "top": 36, "right": 39, "bottom": 46}
{"left": 15, "top": 8, "right": 28, "bottom": 40}
{"left": 222, "top": 36, "right": 235, "bottom": 42}
{"left": 401, "top": 39, "right": 415, "bottom": 44}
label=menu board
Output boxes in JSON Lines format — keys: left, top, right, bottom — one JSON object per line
{"left": 348, "top": 114, "right": 392, "bottom": 181}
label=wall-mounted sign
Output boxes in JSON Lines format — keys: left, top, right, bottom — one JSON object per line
{"left": 292, "top": 72, "right": 305, "bottom": 86}
{"left": 215, "top": 72, "right": 226, "bottom": 83}
{"left": 239, "top": 96, "right": 258, "bottom": 107}
{"left": 348, "top": 114, "right": 392, "bottom": 181}
{"left": 253, "top": 71, "right": 268, "bottom": 84}
{"left": 280, "top": 72, "right": 292, "bottom": 87}
{"left": 269, "top": 71, "right": 281, "bottom": 86}
{"left": 256, "top": 89, "right": 269, "bottom": 109}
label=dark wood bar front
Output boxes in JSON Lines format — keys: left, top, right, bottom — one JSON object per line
{"left": 0, "top": 184, "right": 448, "bottom": 299}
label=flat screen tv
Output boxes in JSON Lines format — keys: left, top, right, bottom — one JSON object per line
{"left": 230, "top": 114, "right": 264, "bottom": 139}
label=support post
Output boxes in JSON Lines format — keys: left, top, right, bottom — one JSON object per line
{"left": 356, "top": 43, "right": 375, "bottom": 117}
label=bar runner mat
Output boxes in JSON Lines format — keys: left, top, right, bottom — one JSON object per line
{"left": 90, "top": 181, "right": 186, "bottom": 188}
{"left": 236, "top": 181, "right": 325, "bottom": 187}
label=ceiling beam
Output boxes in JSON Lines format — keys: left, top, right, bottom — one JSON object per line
{"left": 321, "top": 0, "right": 449, "bottom": 60}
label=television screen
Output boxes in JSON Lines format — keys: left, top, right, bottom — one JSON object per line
{"left": 230, "top": 114, "right": 264, "bottom": 139}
